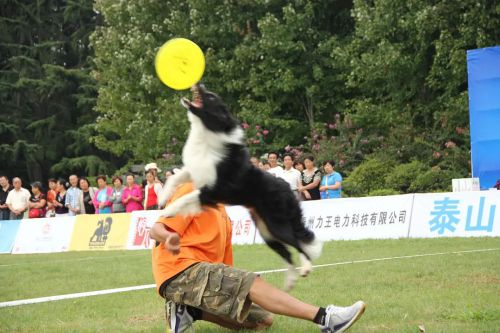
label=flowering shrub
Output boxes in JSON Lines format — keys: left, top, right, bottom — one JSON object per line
{"left": 242, "top": 122, "right": 272, "bottom": 156}
{"left": 284, "top": 114, "right": 382, "bottom": 173}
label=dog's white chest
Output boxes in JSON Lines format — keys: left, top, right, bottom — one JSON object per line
{"left": 182, "top": 138, "right": 221, "bottom": 188}
{"left": 182, "top": 122, "right": 243, "bottom": 189}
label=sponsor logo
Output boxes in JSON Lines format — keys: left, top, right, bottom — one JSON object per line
{"left": 42, "top": 222, "right": 51, "bottom": 235}
{"left": 132, "top": 217, "right": 151, "bottom": 248}
{"left": 89, "top": 217, "right": 113, "bottom": 247}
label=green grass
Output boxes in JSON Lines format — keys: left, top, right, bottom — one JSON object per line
{"left": 1, "top": 237, "right": 499, "bottom": 332}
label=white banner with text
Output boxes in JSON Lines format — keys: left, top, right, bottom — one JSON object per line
{"left": 409, "top": 191, "right": 500, "bottom": 238}
{"left": 12, "top": 217, "right": 75, "bottom": 254}
{"left": 254, "top": 194, "right": 414, "bottom": 243}
{"left": 225, "top": 206, "right": 257, "bottom": 245}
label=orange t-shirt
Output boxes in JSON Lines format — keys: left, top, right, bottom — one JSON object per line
{"left": 151, "top": 183, "right": 233, "bottom": 294}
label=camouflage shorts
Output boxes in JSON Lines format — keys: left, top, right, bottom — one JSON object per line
{"left": 162, "top": 262, "right": 269, "bottom": 324}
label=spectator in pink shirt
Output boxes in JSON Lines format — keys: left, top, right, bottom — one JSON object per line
{"left": 122, "top": 174, "right": 144, "bottom": 212}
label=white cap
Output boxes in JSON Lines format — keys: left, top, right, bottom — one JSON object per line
{"left": 145, "top": 162, "right": 162, "bottom": 172}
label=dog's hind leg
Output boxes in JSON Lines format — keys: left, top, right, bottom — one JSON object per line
{"left": 300, "top": 237, "right": 323, "bottom": 262}
{"left": 251, "top": 210, "right": 298, "bottom": 291}
{"left": 160, "top": 189, "right": 202, "bottom": 217}
{"left": 158, "top": 168, "right": 192, "bottom": 207}
{"left": 264, "top": 240, "right": 297, "bottom": 291}
{"left": 296, "top": 236, "right": 323, "bottom": 277}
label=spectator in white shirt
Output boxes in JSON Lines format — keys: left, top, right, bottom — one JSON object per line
{"left": 267, "top": 151, "right": 283, "bottom": 177}
{"left": 65, "top": 174, "right": 83, "bottom": 216}
{"left": 278, "top": 153, "right": 302, "bottom": 200}
{"left": 6, "top": 177, "right": 31, "bottom": 220}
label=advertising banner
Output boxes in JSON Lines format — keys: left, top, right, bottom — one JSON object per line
{"left": 409, "top": 191, "right": 500, "bottom": 238}
{"left": 127, "top": 210, "right": 163, "bottom": 250}
{"left": 467, "top": 46, "right": 500, "bottom": 189}
{"left": 301, "top": 195, "right": 414, "bottom": 241}
{"left": 254, "top": 195, "right": 414, "bottom": 243}
{"left": 69, "top": 213, "right": 131, "bottom": 251}
{"left": 12, "top": 217, "right": 75, "bottom": 254}
{"left": 0, "top": 220, "right": 21, "bottom": 253}
{"left": 225, "top": 206, "right": 257, "bottom": 245}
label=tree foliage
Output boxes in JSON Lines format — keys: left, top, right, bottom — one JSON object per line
{"left": 0, "top": 0, "right": 114, "bottom": 182}
{"left": 91, "top": 0, "right": 499, "bottom": 193}
{"left": 91, "top": 0, "right": 354, "bottom": 165}
{"left": 3, "top": 0, "right": 498, "bottom": 193}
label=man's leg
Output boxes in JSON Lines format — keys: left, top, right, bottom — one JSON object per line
{"left": 167, "top": 302, "right": 273, "bottom": 332}
{"left": 249, "top": 276, "right": 318, "bottom": 320}
{"left": 201, "top": 309, "right": 273, "bottom": 331}
{"left": 249, "top": 277, "right": 365, "bottom": 333}
{"left": 163, "top": 262, "right": 364, "bottom": 332}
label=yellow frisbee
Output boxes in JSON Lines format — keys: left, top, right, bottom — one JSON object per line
{"left": 155, "top": 38, "right": 205, "bottom": 90}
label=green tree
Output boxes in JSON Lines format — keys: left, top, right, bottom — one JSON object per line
{"left": 91, "top": 0, "right": 354, "bottom": 161}
{"left": 227, "top": 1, "right": 354, "bottom": 154}
{"left": 342, "top": 0, "right": 500, "bottom": 177}
{"left": 91, "top": 0, "right": 499, "bottom": 193}
{"left": 0, "top": 0, "right": 111, "bottom": 182}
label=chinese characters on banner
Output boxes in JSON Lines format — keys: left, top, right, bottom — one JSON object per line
{"left": 4, "top": 190, "right": 498, "bottom": 254}
{"left": 298, "top": 195, "right": 414, "bottom": 241}
{"left": 224, "top": 206, "right": 256, "bottom": 244}
{"left": 254, "top": 195, "right": 414, "bottom": 243}
{"left": 409, "top": 191, "right": 499, "bottom": 237}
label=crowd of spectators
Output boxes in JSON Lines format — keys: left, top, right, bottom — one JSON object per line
{"left": 0, "top": 163, "right": 171, "bottom": 221}
{"left": 253, "top": 152, "right": 342, "bottom": 202}
{"left": 0, "top": 154, "right": 342, "bottom": 221}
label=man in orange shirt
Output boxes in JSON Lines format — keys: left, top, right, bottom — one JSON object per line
{"left": 151, "top": 183, "right": 365, "bottom": 333}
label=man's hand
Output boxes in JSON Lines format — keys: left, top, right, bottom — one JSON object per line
{"left": 165, "top": 232, "right": 180, "bottom": 255}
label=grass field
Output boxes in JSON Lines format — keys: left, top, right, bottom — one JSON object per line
{"left": 1, "top": 237, "right": 499, "bottom": 333}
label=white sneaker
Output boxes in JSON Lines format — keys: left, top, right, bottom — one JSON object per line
{"left": 320, "top": 301, "right": 366, "bottom": 333}
{"left": 166, "top": 301, "right": 195, "bottom": 333}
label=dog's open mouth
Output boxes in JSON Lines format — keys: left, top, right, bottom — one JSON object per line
{"left": 182, "top": 85, "right": 202, "bottom": 109}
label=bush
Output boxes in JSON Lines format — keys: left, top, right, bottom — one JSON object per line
{"left": 385, "top": 160, "right": 427, "bottom": 193}
{"left": 367, "top": 188, "right": 401, "bottom": 196}
{"left": 409, "top": 169, "right": 460, "bottom": 193}
{"left": 342, "top": 157, "right": 395, "bottom": 197}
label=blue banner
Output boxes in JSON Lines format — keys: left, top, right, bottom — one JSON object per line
{"left": 467, "top": 46, "right": 500, "bottom": 189}
{"left": 0, "top": 220, "right": 21, "bottom": 253}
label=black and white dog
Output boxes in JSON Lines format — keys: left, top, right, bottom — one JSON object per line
{"left": 158, "top": 84, "right": 322, "bottom": 290}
